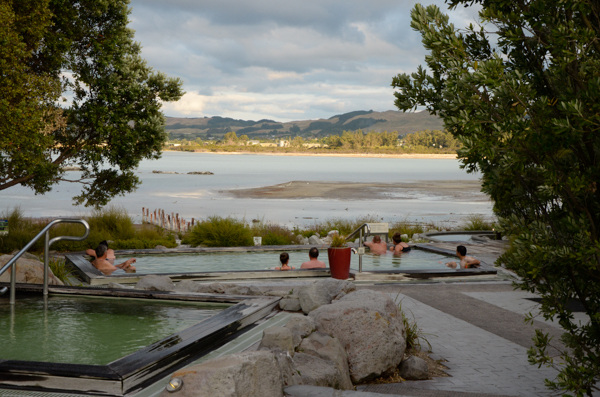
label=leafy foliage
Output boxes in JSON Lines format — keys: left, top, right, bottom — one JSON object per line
{"left": 187, "top": 216, "right": 253, "bottom": 247}
{"left": 392, "top": 2, "right": 600, "bottom": 394}
{"left": 0, "top": 0, "right": 183, "bottom": 208}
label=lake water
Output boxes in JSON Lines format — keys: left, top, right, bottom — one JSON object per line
{"left": 0, "top": 152, "right": 492, "bottom": 227}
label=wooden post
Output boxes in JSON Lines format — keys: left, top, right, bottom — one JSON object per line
{"left": 142, "top": 207, "right": 145, "bottom": 223}
{"left": 191, "top": 218, "right": 195, "bottom": 226}
{"left": 176, "top": 213, "right": 180, "bottom": 232}
{"left": 154, "top": 210, "right": 157, "bottom": 225}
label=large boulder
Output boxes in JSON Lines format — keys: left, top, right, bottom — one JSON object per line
{"left": 284, "top": 314, "right": 316, "bottom": 348}
{"left": 298, "top": 279, "right": 356, "bottom": 314}
{"left": 273, "top": 351, "right": 302, "bottom": 387}
{"left": 308, "top": 235, "right": 322, "bottom": 245}
{"left": 298, "top": 332, "right": 353, "bottom": 390}
{"left": 309, "top": 289, "right": 406, "bottom": 383}
{"left": 259, "top": 326, "right": 295, "bottom": 356}
{"left": 279, "top": 298, "right": 301, "bottom": 312}
{"left": 159, "top": 351, "right": 283, "bottom": 397}
{"left": 135, "top": 275, "right": 174, "bottom": 291}
{"left": 398, "top": 356, "right": 429, "bottom": 380}
{"left": 292, "top": 353, "right": 344, "bottom": 389}
{"left": 0, "top": 255, "right": 64, "bottom": 285}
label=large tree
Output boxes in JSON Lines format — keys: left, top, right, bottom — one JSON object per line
{"left": 0, "top": 0, "right": 183, "bottom": 207}
{"left": 392, "top": 1, "right": 599, "bottom": 395}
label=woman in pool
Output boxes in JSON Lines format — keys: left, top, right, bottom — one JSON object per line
{"left": 390, "top": 232, "right": 411, "bottom": 254}
{"left": 275, "top": 252, "right": 295, "bottom": 271}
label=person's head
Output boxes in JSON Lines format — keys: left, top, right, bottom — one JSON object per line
{"left": 280, "top": 252, "right": 290, "bottom": 265}
{"left": 392, "top": 232, "right": 402, "bottom": 244}
{"left": 373, "top": 235, "right": 381, "bottom": 243}
{"left": 99, "top": 240, "right": 109, "bottom": 248}
{"left": 95, "top": 243, "right": 108, "bottom": 259}
{"left": 456, "top": 245, "right": 467, "bottom": 257}
{"left": 309, "top": 247, "right": 319, "bottom": 259}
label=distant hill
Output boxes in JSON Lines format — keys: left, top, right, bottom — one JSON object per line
{"left": 165, "top": 110, "right": 444, "bottom": 140}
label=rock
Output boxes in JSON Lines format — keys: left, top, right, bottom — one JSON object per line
{"left": 187, "top": 171, "right": 214, "bottom": 175}
{"left": 135, "top": 275, "right": 174, "bottom": 291}
{"left": 0, "top": 255, "right": 64, "bottom": 285}
{"left": 280, "top": 298, "right": 302, "bottom": 312}
{"left": 298, "top": 279, "right": 356, "bottom": 314}
{"left": 309, "top": 289, "right": 406, "bottom": 383}
{"left": 10, "top": 250, "right": 40, "bottom": 260}
{"left": 321, "top": 237, "right": 332, "bottom": 245}
{"left": 273, "top": 351, "right": 302, "bottom": 387}
{"left": 107, "top": 282, "right": 130, "bottom": 289}
{"left": 152, "top": 170, "right": 178, "bottom": 174}
{"left": 298, "top": 332, "right": 353, "bottom": 390}
{"left": 327, "top": 230, "right": 339, "bottom": 237}
{"left": 225, "top": 285, "right": 262, "bottom": 296}
{"left": 398, "top": 356, "right": 429, "bottom": 380}
{"left": 159, "top": 351, "right": 283, "bottom": 397}
{"left": 154, "top": 245, "right": 168, "bottom": 250}
{"left": 292, "top": 353, "right": 344, "bottom": 389}
{"left": 259, "top": 326, "right": 295, "bottom": 356}
{"left": 401, "top": 234, "right": 409, "bottom": 241}
{"left": 308, "top": 235, "right": 322, "bottom": 245}
{"left": 285, "top": 314, "right": 316, "bottom": 348}
{"left": 412, "top": 234, "right": 420, "bottom": 240}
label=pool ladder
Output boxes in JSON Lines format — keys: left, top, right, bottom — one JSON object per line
{"left": 0, "top": 219, "right": 90, "bottom": 304}
{"left": 345, "top": 223, "right": 371, "bottom": 273}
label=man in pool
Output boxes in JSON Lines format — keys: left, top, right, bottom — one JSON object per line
{"left": 301, "top": 247, "right": 326, "bottom": 269}
{"left": 91, "top": 244, "right": 137, "bottom": 275}
{"left": 445, "top": 245, "right": 481, "bottom": 269}
{"left": 86, "top": 240, "right": 115, "bottom": 261}
{"left": 275, "top": 252, "right": 295, "bottom": 271}
{"left": 364, "top": 235, "right": 388, "bottom": 254}
{"left": 390, "top": 232, "right": 411, "bottom": 254}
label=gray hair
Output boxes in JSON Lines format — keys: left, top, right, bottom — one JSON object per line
{"left": 95, "top": 243, "right": 108, "bottom": 258}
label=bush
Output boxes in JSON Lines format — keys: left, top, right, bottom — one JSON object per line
{"left": 187, "top": 216, "right": 253, "bottom": 247}
{"left": 389, "top": 218, "right": 424, "bottom": 239}
{"left": 251, "top": 222, "right": 295, "bottom": 245}
{"left": 461, "top": 215, "right": 495, "bottom": 231}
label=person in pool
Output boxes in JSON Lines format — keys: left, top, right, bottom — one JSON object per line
{"left": 364, "top": 235, "right": 388, "bottom": 255}
{"left": 91, "top": 243, "right": 137, "bottom": 275}
{"left": 301, "top": 247, "right": 326, "bottom": 269}
{"left": 275, "top": 252, "right": 295, "bottom": 271}
{"left": 390, "top": 232, "right": 411, "bottom": 254}
{"left": 86, "top": 240, "right": 115, "bottom": 261}
{"left": 445, "top": 245, "right": 481, "bottom": 269}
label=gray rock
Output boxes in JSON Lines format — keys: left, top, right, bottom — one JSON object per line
{"left": 0, "top": 254, "right": 64, "bottom": 286}
{"left": 187, "top": 171, "right": 214, "bottom": 175}
{"left": 225, "top": 285, "right": 263, "bottom": 295}
{"left": 298, "top": 332, "right": 353, "bottom": 390}
{"left": 174, "top": 279, "right": 203, "bottom": 293}
{"left": 10, "top": 250, "right": 39, "bottom": 260}
{"left": 412, "top": 234, "right": 420, "bottom": 240}
{"left": 106, "top": 282, "right": 130, "bottom": 289}
{"left": 401, "top": 234, "right": 408, "bottom": 241}
{"left": 309, "top": 289, "right": 406, "bottom": 383}
{"left": 135, "top": 275, "right": 174, "bottom": 291}
{"left": 285, "top": 314, "right": 316, "bottom": 348}
{"left": 280, "top": 298, "right": 302, "bottom": 312}
{"left": 308, "top": 235, "right": 322, "bottom": 245}
{"left": 159, "top": 351, "right": 283, "bottom": 397}
{"left": 398, "top": 356, "right": 429, "bottom": 380}
{"left": 327, "top": 230, "right": 339, "bottom": 237}
{"left": 154, "top": 245, "right": 168, "bottom": 250}
{"left": 284, "top": 385, "right": 402, "bottom": 397}
{"left": 273, "top": 351, "right": 303, "bottom": 387}
{"left": 292, "top": 353, "right": 344, "bottom": 389}
{"left": 298, "top": 279, "right": 356, "bottom": 314}
{"left": 259, "top": 326, "right": 295, "bottom": 356}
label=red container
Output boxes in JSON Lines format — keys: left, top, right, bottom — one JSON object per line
{"left": 327, "top": 247, "right": 352, "bottom": 280}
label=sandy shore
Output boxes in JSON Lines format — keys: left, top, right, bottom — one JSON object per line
{"left": 228, "top": 180, "right": 487, "bottom": 201}
{"left": 164, "top": 150, "right": 457, "bottom": 160}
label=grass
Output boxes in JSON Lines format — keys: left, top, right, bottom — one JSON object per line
{"left": 461, "top": 215, "right": 495, "bottom": 231}
{"left": 0, "top": 207, "right": 177, "bottom": 254}
{"left": 185, "top": 216, "right": 253, "bottom": 247}
{"left": 48, "top": 257, "right": 78, "bottom": 285}
{"left": 398, "top": 299, "right": 432, "bottom": 352}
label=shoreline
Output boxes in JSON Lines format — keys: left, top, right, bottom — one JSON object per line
{"left": 163, "top": 149, "right": 457, "bottom": 160}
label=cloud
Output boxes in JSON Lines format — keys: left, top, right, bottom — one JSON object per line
{"left": 129, "top": 0, "right": 481, "bottom": 121}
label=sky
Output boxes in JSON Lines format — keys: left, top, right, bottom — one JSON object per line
{"left": 128, "top": 0, "right": 481, "bottom": 122}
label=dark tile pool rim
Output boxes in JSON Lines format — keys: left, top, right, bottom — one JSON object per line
{"left": 66, "top": 244, "right": 496, "bottom": 285}
{"left": 0, "top": 285, "right": 280, "bottom": 396}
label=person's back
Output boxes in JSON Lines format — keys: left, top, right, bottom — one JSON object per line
{"left": 364, "top": 235, "right": 387, "bottom": 254}
{"left": 301, "top": 247, "right": 326, "bottom": 269}
{"left": 275, "top": 252, "right": 295, "bottom": 271}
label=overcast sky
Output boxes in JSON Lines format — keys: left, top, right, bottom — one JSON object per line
{"left": 128, "top": 0, "right": 480, "bottom": 122}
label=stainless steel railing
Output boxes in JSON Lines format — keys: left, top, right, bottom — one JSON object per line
{"left": 345, "top": 223, "right": 370, "bottom": 272}
{"left": 0, "top": 219, "right": 90, "bottom": 304}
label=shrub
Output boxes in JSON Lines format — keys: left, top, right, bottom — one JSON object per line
{"left": 252, "top": 222, "right": 295, "bottom": 245}
{"left": 187, "top": 216, "right": 253, "bottom": 247}
{"left": 461, "top": 215, "right": 495, "bottom": 231}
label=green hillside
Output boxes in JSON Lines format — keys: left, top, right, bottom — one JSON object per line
{"left": 165, "top": 110, "right": 444, "bottom": 140}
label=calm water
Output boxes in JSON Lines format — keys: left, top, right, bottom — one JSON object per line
{"left": 0, "top": 295, "right": 222, "bottom": 365}
{"left": 130, "top": 249, "right": 453, "bottom": 273}
{"left": 0, "top": 152, "right": 491, "bottom": 226}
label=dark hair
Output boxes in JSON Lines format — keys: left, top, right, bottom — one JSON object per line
{"left": 99, "top": 240, "right": 109, "bottom": 247}
{"left": 309, "top": 247, "right": 319, "bottom": 258}
{"left": 373, "top": 235, "right": 381, "bottom": 243}
{"left": 457, "top": 245, "right": 467, "bottom": 256}
{"left": 95, "top": 244, "right": 108, "bottom": 258}
{"left": 392, "top": 232, "right": 402, "bottom": 244}
{"left": 280, "top": 252, "right": 289, "bottom": 265}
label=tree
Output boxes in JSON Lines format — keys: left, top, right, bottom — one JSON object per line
{"left": 0, "top": 0, "right": 183, "bottom": 208}
{"left": 223, "top": 131, "right": 239, "bottom": 144}
{"left": 392, "top": 2, "right": 600, "bottom": 395}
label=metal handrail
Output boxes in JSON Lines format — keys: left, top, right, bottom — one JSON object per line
{"left": 0, "top": 219, "right": 90, "bottom": 304}
{"left": 344, "top": 223, "right": 371, "bottom": 273}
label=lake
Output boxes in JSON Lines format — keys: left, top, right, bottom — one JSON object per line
{"left": 0, "top": 152, "right": 492, "bottom": 227}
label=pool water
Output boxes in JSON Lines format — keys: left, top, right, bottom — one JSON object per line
{"left": 0, "top": 295, "right": 222, "bottom": 365}
{"left": 130, "top": 249, "right": 453, "bottom": 274}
